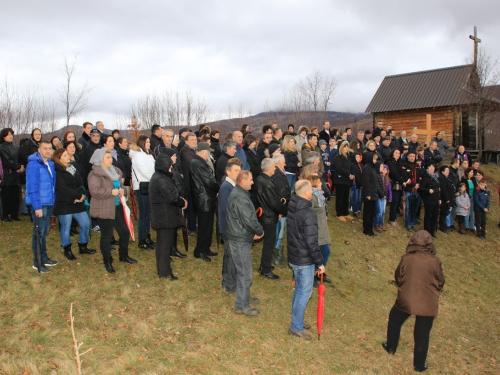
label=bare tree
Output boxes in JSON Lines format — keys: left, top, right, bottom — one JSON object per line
{"left": 464, "top": 48, "right": 500, "bottom": 160}
{"left": 297, "top": 68, "right": 337, "bottom": 125}
{"left": 58, "top": 54, "right": 93, "bottom": 127}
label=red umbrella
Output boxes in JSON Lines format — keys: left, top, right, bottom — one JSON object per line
{"left": 119, "top": 194, "right": 135, "bottom": 242}
{"left": 129, "top": 187, "right": 138, "bottom": 220}
{"left": 317, "top": 273, "right": 326, "bottom": 340}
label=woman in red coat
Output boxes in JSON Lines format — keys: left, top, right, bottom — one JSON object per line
{"left": 382, "top": 230, "right": 445, "bottom": 372}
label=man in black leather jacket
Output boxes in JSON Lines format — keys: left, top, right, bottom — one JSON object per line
{"left": 255, "top": 158, "right": 288, "bottom": 280}
{"left": 190, "top": 142, "right": 220, "bottom": 262}
{"left": 226, "top": 170, "right": 264, "bottom": 316}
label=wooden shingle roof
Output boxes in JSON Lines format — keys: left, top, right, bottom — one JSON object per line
{"left": 365, "top": 64, "right": 473, "bottom": 113}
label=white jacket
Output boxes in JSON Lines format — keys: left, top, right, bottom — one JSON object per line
{"left": 130, "top": 149, "right": 155, "bottom": 191}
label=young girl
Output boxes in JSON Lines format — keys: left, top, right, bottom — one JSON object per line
{"left": 375, "top": 163, "right": 391, "bottom": 232}
{"left": 306, "top": 175, "right": 331, "bottom": 286}
{"left": 455, "top": 182, "right": 470, "bottom": 235}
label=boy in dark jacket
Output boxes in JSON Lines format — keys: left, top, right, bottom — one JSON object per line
{"left": 319, "top": 140, "right": 330, "bottom": 183}
{"left": 473, "top": 180, "right": 490, "bottom": 240}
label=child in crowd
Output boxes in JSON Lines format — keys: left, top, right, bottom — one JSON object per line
{"left": 319, "top": 140, "right": 330, "bottom": 183}
{"left": 455, "top": 182, "right": 470, "bottom": 235}
{"left": 375, "top": 162, "right": 390, "bottom": 232}
{"left": 416, "top": 146, "right": 426, "bottom": 169}
{"left": 350, "top": 152, "right": 363, "bottom": 219}
{"left": 473, "top": 180, "right": 490, "bottom": 240}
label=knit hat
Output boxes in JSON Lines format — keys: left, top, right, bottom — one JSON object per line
{"left": 319, "top": 140, "right": 327, "bottom": 146}
{"left": 269, "top": 144, "right": 281, "bottom": 156}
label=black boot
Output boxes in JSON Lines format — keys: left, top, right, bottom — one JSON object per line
{"left": 110, "top": 236, "right": 120, "bottom": 246}
{"left": 104, "top": 257, "right": 115, "bottom": 274}
{"left": 171, "top": 246, "right": 187, "bottom": 258}
{"left": 138, "top": 239, "right": 154, "bottom": 250}
{"left": 63, "top": 244, "right": 77, "bottom": 261}
{"left": 78, "top": 242, "right": 96, "bottom": 254}
{"left": 119, "top": 255, "right": 138, "bottom": 264}
{"left": 145, "top": 234, "right": 156, "bottom": 248}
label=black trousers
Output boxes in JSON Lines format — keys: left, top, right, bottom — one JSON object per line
{"left": 194, "top": 210, "right": 214, "bottom": 256}
{"left": 362, "top": 200, "right": 376, "bottom": 235}
{"left": 439, "top": 203, "right": 450, "bottom": 231}
{"left": 260, "top": 222, "right": 277, "bottom": 274}
{"left": 424, "top": 203, "right": 439, "bottom": 235}
{"left": 389, "top": 189, "right": 402, "bottom": 222}
{"left": 474, "top": 210, "right": 487, "bottom": 236}
{"left": 156, "top": 227, "right": 175, "bottom": 277}
{"left": 334, "top": 184, "right": 350, "bottom": 217}
{"left": 385, "top": 305, "right": 434, "bottom": 368}
{"left": 97, "top": 206, "right": 130, "bottom": 259}
{"left": 1, "top": 185, "right": 20, "bottom": 219}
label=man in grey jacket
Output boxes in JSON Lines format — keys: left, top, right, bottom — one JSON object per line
{"left": 226, "top": 170, "right": 264, "bottom": 316}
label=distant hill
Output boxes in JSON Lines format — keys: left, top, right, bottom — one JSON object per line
{"left": 13, "top": 111, "right": 372, "bottom": 143}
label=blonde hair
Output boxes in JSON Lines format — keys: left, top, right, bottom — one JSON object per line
{"left": 281, "top": 135, "right": 297, "bottom": 152}
{"left": 338, "top": 141, "right": 350, "bottom": 155}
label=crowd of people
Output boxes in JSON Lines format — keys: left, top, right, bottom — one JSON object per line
{"left": 0, "top": 119, "right": 497, "bottom": 371}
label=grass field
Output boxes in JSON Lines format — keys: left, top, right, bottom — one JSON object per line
{"left": 0, "top": 165, "right": 499, "bottom": 374}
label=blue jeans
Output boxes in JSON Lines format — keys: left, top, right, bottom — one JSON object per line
{"left": 58, "top": 211, "right": 90, "bottom": 247}
{"left": 375, "top": 198, "right": 386, "bottom": 226}
{"left": 289, "top": 263, "right": 315, "bottom": 332}
{"left": 134, "top": 189, "right": 150, "bottom": 240}
{"left": 30, "top": 205, "right": 53, "bottom": 263}
{"left": 228, "top": 240, "right": 253, "bottom": 310}
{"left": 274, "top": 216, "right": 287, "bottom": 248}
{"left": 21, "top": 185, "right": 29, "bottom": 214}
{"left": 446, "top": 206, "right": 456, "bottom": 227}
{"left": 465, "top": 200, "right": 475, "bottom": 229}
{"left": 405, "top": 192, "right": 421, "bottom": 227}
{"left": 319, "top": 244, "right": 330, "bottom": 265}
{"left": 350, "top": 187, "right": 362, "bottom": 213}
{"left": 286, "top": 173, "right": 296, "bottom": 193}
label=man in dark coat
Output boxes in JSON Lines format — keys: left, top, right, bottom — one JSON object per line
{"left": 257, "top": 132, "right": 272, "bottom": 162}
{"left": 318, "top": 121, "right": 331, "bottom": 144}
{"left": 438, "top": 165, "right": 456, "bottom": 234}
{"left": 179, "top": 133, "right": 198, "bottom": 233}
{"left": 149, "top": 124, "right": 163, "bottom": 156}
{"left": 190, "top": 142, "right": 220, "bottom": 262}
{"left": 215, "top": 140, "right": 237, "bottom": 183}
{"left": 287, "top": 180, "right": 325, "bottom": 341}
{"left": 424, "top": 141, "right": 443, "bottom": 168}
{"left": 149, "top": 154, "right": 187, "bottom": 280}
{"left": 255, "top": 158, "right": 287, "bottom": 280}
{"left": 376, "top": 137, "right": 392, "bottom": 162}
{"left": 382, "top": 230, "right": 445, "bottom": 373}
{"left": 226, "top": 170, "right": 264, "bottom": 316}
{"left": 82, "top": 129, "right": 102, "bottom": 186}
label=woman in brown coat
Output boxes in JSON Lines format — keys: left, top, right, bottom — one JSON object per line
{"left": 382, "top": 230, "right": 445, "bottom": 372}
{"left": 88, "top": 148, "right": 137, "bottom": 273}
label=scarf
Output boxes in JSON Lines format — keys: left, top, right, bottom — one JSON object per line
{"left": 89, "top": 148, "right": 120, "bottom": 181}
{"left": 312, "top": 187, "right": 326, "bottom": 207}
{"left": 66, "top": 163, "right": 77, "bottom": 176}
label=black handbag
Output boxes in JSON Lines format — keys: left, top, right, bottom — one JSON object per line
{"left": 133, "top": 170, "right": 149, "bottom": 195}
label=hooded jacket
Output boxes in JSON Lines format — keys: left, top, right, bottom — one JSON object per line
{"left": 25, "top": 152, "right": 56, "bottom": 210}
{"left": 149, "top": 154, "right": 185, "bottom": 229}
{"left": 394, "top": 230, "right": 445, "bottom": 316}
{"left": 287, "top": 195, "right": 324, "bottom": 267}
{"left": 361, "top": 152, "right": 382, "bottom": 201}
{"left": 189, "top": 154, "right": 219, "bottom": 213}
{"left": 88, "top": 165, "right": 125, "bottom": 219}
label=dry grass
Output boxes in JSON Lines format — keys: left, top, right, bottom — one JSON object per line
{"left": 0, "top": 165, "right": 499, "bottom": 374}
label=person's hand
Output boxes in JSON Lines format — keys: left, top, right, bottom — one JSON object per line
{"left": 35, "top": 209, "right": 43, "bottom": 218}
{"left": 367, "top": 196, "right": 371, "bottom": 200}
{"left": 253, "top": 233, "right": 264, "bottom": 240}
{"left": 317, "top": 265, "right": 325, "bottom": 275}
{"left": 402, "top": 182, "right": 407, "bottom": 187}
{"left": 326, "top": 162, "right": 331, "bottom": 166}
{"left": 297, "top": 162, "right": 302, "bottom": 167}
{"left": 112, "top": 189, "right": 120, "bottom": 196}
{"left": 439, "top": 200, "right": 442, "bottom": 205}
{"left": 429, "top": 189, "right": 434, "bottom": 194}
{"left": 181, "top": 197, "right": 188, "bottom": 209}
{"left": 415, "top": 184, "right": 420, "bottom": 190}
{"left": 484, "top": 208, "right": 489, "bottom": 213}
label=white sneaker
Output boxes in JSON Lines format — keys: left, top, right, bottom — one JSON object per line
{"left": 92, "top": 225, "right": 101, "bottom": 232}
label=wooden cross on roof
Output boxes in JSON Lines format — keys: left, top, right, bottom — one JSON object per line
{"left": 469, "top": 26, "right": 481, "bottom": 67}
{"left": 412, "top": 114, "right": 434, "bottom": 147}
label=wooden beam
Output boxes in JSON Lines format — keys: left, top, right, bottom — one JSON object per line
{"left": 412, "top": 114, "right": 435, "bottom": 146}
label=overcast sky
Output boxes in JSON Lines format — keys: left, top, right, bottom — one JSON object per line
{"left": 1, "top": 0, "right": 499, "bottom": 128}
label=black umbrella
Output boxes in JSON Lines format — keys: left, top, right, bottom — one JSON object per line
{"left": 34, "top": 215, "right": 43, "bottom": 273}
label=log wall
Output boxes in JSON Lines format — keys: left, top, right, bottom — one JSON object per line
{"left": 373, "top": 107, "right": 457, "bottom": 147}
